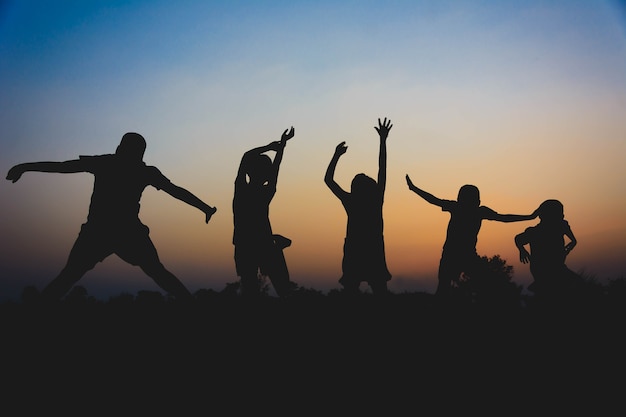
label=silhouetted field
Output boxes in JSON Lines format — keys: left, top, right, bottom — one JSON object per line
{"left": 2, "top": 284, "right": 624, "bottom": 412}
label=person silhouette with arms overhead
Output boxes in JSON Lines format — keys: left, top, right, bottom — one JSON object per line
{"left": 6, "top": 132, "right": 217, "bottom": 303}
{"left": 325, "top": 117, "right": 393, "bottom": 296}
{"left": 515, "top": 199, "right": 579, "bottom": 301}
{"left": 405, "top": 176, "right": 537, "bottom": 297}
{"left": 233, "top": 126, "right": 296, "bottom": 298}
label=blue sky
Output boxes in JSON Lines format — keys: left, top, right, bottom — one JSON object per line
{"left": 1, "top": 0, "right": 625, "bottom": 301}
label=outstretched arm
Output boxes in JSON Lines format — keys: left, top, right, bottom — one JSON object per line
{"left": 487, "top": 203, "right": 539, "bottom": 222}
{"left": 405, "top": 174, "right": 445, "bottom": 207}
{"left": 161, "top": 182, "right": 217, "bottom": 223}
{"left": 375, "top": 117, "right": 392, "bottom": 195}
{"left": 6, "top": 160, "right": 87, "bottom": 183}
{"left": 487, "top": 212, "right": 538, "bottom": 223}
{"left": 325, "top": 142, "right": 348, "bottom": 199}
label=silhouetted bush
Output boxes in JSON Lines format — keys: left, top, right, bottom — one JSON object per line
{"left": 454, "top": 254, "right": 522, "bottom": 309}
{"left": 7, "top": 266, "right": 624, "bottom": 320}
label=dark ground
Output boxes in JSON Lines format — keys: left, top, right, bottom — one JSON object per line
{"left": 1, "top": 290, "right": 624, "bottom": 413}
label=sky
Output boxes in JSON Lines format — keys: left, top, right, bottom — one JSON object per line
{"left": 1, "top": 0, "right": 625, "bottom": 302}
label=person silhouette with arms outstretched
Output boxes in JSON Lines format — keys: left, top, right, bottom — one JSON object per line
{"left": 6, "top": 132, "right": 217, "bottom": 303}
{"left": 515, "top": 199, "right": 579, "bottom": 301}
{"left": 233, "top": 126, "right": 296, "bottom": 298}
{"left": 325, "top": 117, "right": 393, "bottom": 296}
{"left": 405, "top": 176, "right": 537, "bottom": 297}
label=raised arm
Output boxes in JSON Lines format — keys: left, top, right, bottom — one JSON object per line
{"left": 237, "top": 144, "right": 272, "bottom": 182}
{"left": 270, "top": 126, "right": 294, "bottom": 188}
{"left": 375, "top": 117, "right": 392, "bottom": 195}
{"left": 405, "top": 175, "right": 445, "bottom": 208}
{"left": 235, "top": 126, "right": 294, "bottom": 186}
{"left": 6, "top": 160, "right": 87, "bottom": 183}
{"left": 161, "top": 182, "right": 217, "bottom": 224}
{"left": 325, "top": 141, "right": 348, "bottom": 199}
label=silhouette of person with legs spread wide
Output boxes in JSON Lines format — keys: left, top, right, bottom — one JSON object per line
{"left": 515, "top": 199, "right": 579, "bottom": 301}
{"left": 325, "top": 118, "right": 393, "bottom": 296}
{"left": 405, "top": 176, "right": 537, "bottom": 297}
{"left": 232, "top": 126, "right": 296, "bottom": 298}
{"left": 6, "top": 132, "right": 217, "bottom": 303}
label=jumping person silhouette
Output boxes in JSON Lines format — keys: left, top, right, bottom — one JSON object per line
{"left": 5, "top": 132, "right": 217, "bottom": 303}
{"left": 405, "top": 176, "right": 537, "bottom": 297}
{"left": 325, "top": 118, "right": 392, "bottom": 296}
{"left": 515, "top": 199, "right": 579, "bottom": 300}
{"left": 233, "top": 126, "right": 296, "bottom": 298}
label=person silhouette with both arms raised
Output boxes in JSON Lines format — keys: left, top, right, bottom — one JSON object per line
{"left": 515, "top": 199, "right": 579, "bottom": 302}
{"left": 233, "top": 126, "right": 296, "bottom": 298}
{"left": 5, "top": 132, "right": 217, "bottom": 303}
{"left": 405, "top": 176, "right": 537, "bottom": 297}
{"left": 325, "top": 118, "right": 393, "bottom": 296}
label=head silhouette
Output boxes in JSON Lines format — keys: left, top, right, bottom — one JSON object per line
{"left": 247, "top": 154, "right": 273, "bottom": 184}
{"left": 457, "top": 184, "right": 480, "bottom": 207}
{"left": 116, "top": 132, "right": 146, "bottom": 162}
{"left": 537, "top": 199, "right": 564, "bottom": 222}
{"left": 351, "top": 173, "right": 377, "bottom": 198}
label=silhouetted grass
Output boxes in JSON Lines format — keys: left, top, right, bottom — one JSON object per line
{"left": 2, "top": 278, "right": 624, "bottom": 413}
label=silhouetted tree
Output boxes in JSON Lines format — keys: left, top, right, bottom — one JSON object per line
{"left": 455, "top": 254, "right": 522, "bottom": 308}
{"left": 65, "top": 285, "right": 96, "bottom": 306}
{"left": 221, "top": 281, "right": 241, "bottom": 298}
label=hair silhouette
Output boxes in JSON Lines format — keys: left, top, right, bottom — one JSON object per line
{"left": 5, "top": 132, "right": 217, "bottom": 303}
{"left": 232, "top": 126, "right": 296, "bottom": 298}
{"left": 405, "top": 176, "right": 538, "bottom": 297}
{"left": 325, "top": 117, "right": 393, "bottom": 296}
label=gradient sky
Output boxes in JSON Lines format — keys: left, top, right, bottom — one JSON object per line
{"left": 1, "top": 0, "right": 625, "bottom": 302}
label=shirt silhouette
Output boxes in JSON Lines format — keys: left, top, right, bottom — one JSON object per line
{"left": 6, "top": 132, "right": 216, "bottom": 302}
{"left": 406, "top": 178, "right": 537, "bottom": 296}
{"left": 325, "top": 118, "right": 392, "bottom": 295}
